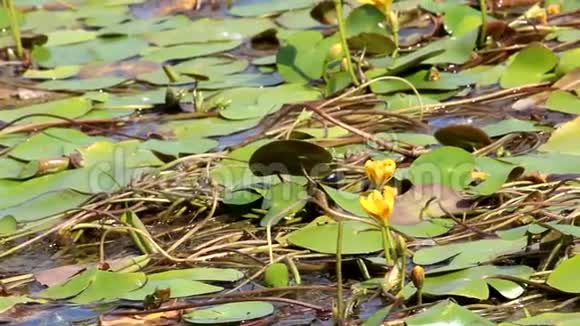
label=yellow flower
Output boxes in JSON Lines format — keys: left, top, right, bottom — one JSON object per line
{"left": 359, "top": 186, "right": 396, "bottom": 223}
{"left": 357, "top": 0, "right": 392, "bottom": 13}
{"left": 547, "top": 4, "right": 560, "bottom": 15}
{"left": 365, "top": 159, "right": 396, "bottom": 187}
{"left": 410, "top": 265, "right": 425, "bottom": 289}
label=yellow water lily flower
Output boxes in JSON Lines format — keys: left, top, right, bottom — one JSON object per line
{"left": 364, "top": 159, "right": 396, "bottom": 187}
{"left": 357, "top": 0, "right": 392, "bottom": 13}
{"left": 359, "top": 186, "right": 396, "bottom": 223}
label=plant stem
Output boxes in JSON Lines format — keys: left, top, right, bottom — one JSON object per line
{"left": 3, "top": 0, "right": 23, "bottom": 59}
{"left": 334, "top": 0, "right": 359, "bottom": 86}
{"left": 381, "top": 226, "right": 393, "bottom": 265}
{"left": 336, "top": 219, "right": 345, "bottom": 324}
{"left": 478, "top": 0, "right": 487, "bottom": 48}
{"left": 416, "top": 288, "right": 423, "bottom": 305}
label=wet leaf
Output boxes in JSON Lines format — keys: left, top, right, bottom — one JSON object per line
{"left": 142, "top": 41, "right": 241, "bottom": 62}
{"left": 229, "top": 0, "right": 313, "bottom": 17}
{"left": 0, "top": 189, "right": 90, "bottom": 222}
{"left": 249, "top": 140, "right": 332, "bottom": 177}
{"left": 0, "top": 159, "right": 27, "bottom": 179}
{"left": 413, "top": 237, "right": 528, "bottom": 270}
{"left": 348, "top": 32, "right": 396, "bottom": 56}
{"left": 405, "top": 300, "right": 494, "bottom": 326}
{"left": 0, "top": 215, "right": 17, "bottom": 235}
{"left": 424, "top": 29, "right": 479, "bottom": 65}
{"left": 198, "top": 73, "right": 283, "bottom": 90}
{"left": 423, "top": 265, "right": 534, "bottom": 299}
{"left": 288, "top": 218, "right": 383, "bottom": 254}
{"left": 500, "top": 43, "right": 558, "bottom": 88}
{"left": 183, "top": 301, "right": 275, "bottom": 324}
{"left": 34, "top": 264, "right": 91, "bottom": 287}
{"left": 408, "top": 146, "right": 475, "bottom": 190}
{"left": 149, "top": 268, "right": 243, "bottom": 282}
{"left": 556, "top": 47, "right": 580, "bottom": 76}
{"left": 434, "top": 124, "right": 492, "bottom": 151}
{"left": 502, "top": 153, "right": 580, "bottom": 175}
{"left": 546, "top": 90, "right": 580, "bottom": 114}
{"left": 547, "top": 255, "right": 580, "bottom": 293}
{"left": 346, "top": 4, "right": 387, "bottom": 37}
{"left": 277, "top": 31, "right": 332, "bottom": 83}
{"left": 264, "top": 263, "right": 289, "bottom": 287}
{"left": 260, "top": 182, "right": 308, "bottom": 226}
{"left": 165, "top": 117, "right": 261, "bottom": 139}
{"left": 539, "top": 117, "right": 580, "bottom": 155}
{"left": 23, "top": 65, "right": 80, "bottom": 79}
{"left": 78, "top": 141, "right": 163, "bottom": 168}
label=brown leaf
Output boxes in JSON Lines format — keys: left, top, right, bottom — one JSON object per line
{"left": 391, "top": 184, "right": 471, "bottom": 225}
{"left": 99, "top": 310, "right": 180, "bottom": 326}
{"left": 131, "top": 0, "right": 198, "bottom": 18}
{"left": 34, "top": 264, "right": 89, "bottom": 287}
{"left": 79, "top": 60, "right": 161, "bottom": 79}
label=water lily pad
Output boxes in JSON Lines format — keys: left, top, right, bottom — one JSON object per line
{"left": 142, "top": 41, "right": 242, "bottom": 62}
{"left": 443, "top": 5, "right": 482, "bottom": 36}
{"left": 0, "top": 215, "right": 17, "bottom": 235}
{"left": 546, "top": 90, "right": 580, "bottom": 114}
{"left": 44, "top": 29, "right": 97, "bottom": 46}
{"left": 277, "top": 30, "right": 332, "bottom": 83}
{"left": 264, "top": 263, "right": 289, "bottom": 287}
{"left": 287, "top": 219, "right": 382, "bottom": 254}
{"left": 547, "top": 255, "right": 580, "bottom": 293}
{"left": 260, "top": 182, "right": 308, "bottom": 226}
{"left": 556, "top": 47, "right": 580, "bottom": 76}
{"left": 276, "top": 8, "right": 323, "bottom": 29}
{"left": 0, "top": 97, "right": 92, "bottom": 126}
{"left": 423, "top": 265, "right": 534, "bottom": 299}
{"left": 78, "top": 141, "right": 163, "bottom": 168}
{"left": 23, "top": 65, "right": 80, "bottom": 79}
{"left": 408, "top": 146, "right": 475, "bottom": 191}
{"left": 471, "top": 157, "right": 524, "bottom": 195}
{"left": 229, "top": 0, "right": 313, "bottom": 17}
{"left": 99, "top": 15, "right": 189, "bottom": 36}
{"left": 413, "top": 237, "right": 527, "bottom": 270}
{"left": 0, "top": 189, "right": 91, "bottom": 222}
{"left": 9, "top": 128, "right": 102, "bottom": 161}
{"left": 502, "top": 153, "right": 580, "bottom": 175}
{"left": 368, "top": 69, "right": 477, "bottom": 93}
{"left": 146, "top": 18, "right": 276, "bottom": 46}
{"left": 0, "top": 296, "right": 35, "bottom": 314}
{"left": 500, "top": 43, "right": 558, "bottom": 88}
{"left": 0, "top": 159, "right": 27, "bottom": 179}
{"left": 183, "top": 301, "right": 275, "bottom": 324}
{"left": 405, "top": 300, "right": 493, "bottom": 326}
{"left": 424, "top": 28, "right": 479, "bottom": 65}
{"left": 539, "top": 117, "right": 580, "bottom": 155}
{"left": 151, "top": 268, "right": 244, "bottom": 282}
{"left": 164, "top": 117, "right": 261, "bottom": 139}
{"left": 249, "top": 140, "right": 332, "bottom": 177}
{"left": 482, "top": 119, "right": 543, "bottom": 137}
{"left": 198, "top": 73, "right": 283, "bottom": 90}
{"left": 508, "top": 312, "right": 580, "bottom": 326}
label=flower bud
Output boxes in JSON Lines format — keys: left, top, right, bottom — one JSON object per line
{"left": 411, "top": 265, "right": 425, "bottom": 290}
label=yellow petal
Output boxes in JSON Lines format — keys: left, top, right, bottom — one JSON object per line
{"left": 359, "top": 190, "right": 384, "bottom": 219}
{"left": 382, "top": 186, "right": 396, "bottom": 221}
{"left": 364, "top": 159, "right": 396, "bottom": 187}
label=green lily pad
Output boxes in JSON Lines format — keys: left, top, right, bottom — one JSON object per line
{"left": 546, "top": 90, "right": 580, "bottom": 114}
{"left": 507, "top": 312, "right": 580, "bottom": 326}
{"left": 556, "top": 48, "right": 580, "bottom": 76}
{"left": 443, "top": 5, "right": 482, "bottom": 36}
{"left": 78, "top": 140, "right": 163, "bottom": 168}
{"left": 0, "top": 97, "right": 92, "bottom": 126}
{"left": 423, "top": 265, "right": 534, "bottom": 299}
{"left": 547, "top": 255, "right": 580, "bottom": 293}
{"left": 142, "top": 41, "right": 241, "bottom": 62}
{"left": 408, "top": 146, "right": 475, "bottom": 191}
{"left": 264, "top": 263, "right": 290, "bottom": 287}
{"left": 288, "top": 218, "right": 383, "bottom": 254}
{"left": 229, "top": 0, "right": 313, "bottom": 17}
{"left": 260, "top": 182, "right": 308, "bottom": 226}
{"left": 276, "top": 8, "right": 323, "bottom": 30}
{"left": 277, "top": 30, "right": 332, "bottom": 83}
{"left": 368, "top": 69, "right": 477, "bottom": 94}
{"left": 502, "top": 153, "right": 580, "bottom": 175}
{"left": 482, "top": 119, "right": 543, "bottom": 137}
{"left": 471, "top": 157, "right": 524, "bottom": 195}
{"left": 183, "top": 301, "right": 275, "bottom": 324}
{"left": 0, "top": 159, "right": 27, "bottom": 179}
{"left": 99, "top": 15, "right": 189, "bottom": 36}
{"left": 405, "top": 300, "right": 494, "bottom": 326}
{"left": 44, "top": 29, "right": 97, "bottom": 46}
{"left": 164, "top": 117, "right": 261, "bottom": 139}
{"left": 413, "top": 237, "right": 528, "bottom": 270}
{"left": 424, "top": 28, "right": 479, "bottom": 65}
{"left": 0, "top": 189, "right": 91, "bottom": 222}
{"left": 146, "top": 18, "right": 276, "bottom": 46}
{"left": 0, "top": 296, "right": 36, "bottom": 314}
{"left": 0, "top": 215, "right": 17, "bottom": 235}
{"left": 539, "top": 117, "right": 580, "bottom": 155}
{"left": 497, "top": 222, "right": 580, "bottom": 240}
{"left": 500, "top": 43, "right": 558, "bottom": 88}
